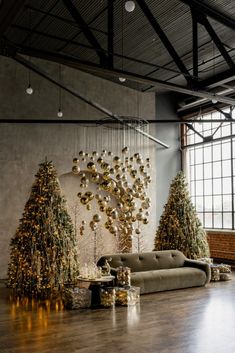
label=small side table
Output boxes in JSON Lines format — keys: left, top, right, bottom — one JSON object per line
{"left": 76, "top": 276, "right": 115, "bottom": 306}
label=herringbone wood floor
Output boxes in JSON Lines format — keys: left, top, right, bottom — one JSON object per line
{"left": 0, "top": 274, "right": 235, "bottom": 353}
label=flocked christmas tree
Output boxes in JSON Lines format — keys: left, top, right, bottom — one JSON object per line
{"left": 154, "top": 171, "right": 210, "bottom": 259}
{"left": 7, "top": 160, "right": 79, "bottom": 298}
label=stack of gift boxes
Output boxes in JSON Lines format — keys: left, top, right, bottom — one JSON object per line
{"left": 100, "top": 266, "right": 140, "bottom": 307}
{"left": 210, "top": 263, "right": 232, "bottom": 282}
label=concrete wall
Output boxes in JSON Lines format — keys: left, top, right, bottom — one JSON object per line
{"left": 0, "top": 55, "right": 180, "bottom": 278}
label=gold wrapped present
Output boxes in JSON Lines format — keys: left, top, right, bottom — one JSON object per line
{"left": 115, "top": 286, "right": 140, "bottom": 306}
{"left": 100, "top": 287, "right": 115, "bottom": 307}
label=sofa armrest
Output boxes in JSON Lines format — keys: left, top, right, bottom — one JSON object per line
{"left": 184, "top": 259, "right": 211, "bottom": 284}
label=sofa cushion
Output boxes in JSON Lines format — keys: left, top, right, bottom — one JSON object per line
{"left": 131, "top": 267, "right": 207, "bottom": 294}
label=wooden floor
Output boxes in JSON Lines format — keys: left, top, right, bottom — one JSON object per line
{"left": 1, "top": 275, "right": 235, "bottom": 353}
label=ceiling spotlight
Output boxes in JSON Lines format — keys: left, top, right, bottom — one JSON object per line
{"left": 119, "top": 77, "right": 126, "bottom": 83}
{"left": 125, "top": 1, "right": 135, "bottom": 12}
{"left": 26, "top": 84, "right": 33, "bottom": 95}
{"left": 57, "top": 109, "right": 63, "bottom": 118}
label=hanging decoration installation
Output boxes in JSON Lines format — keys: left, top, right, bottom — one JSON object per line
{"left": 71, "top": 117, "right": 152, "bottom": 253}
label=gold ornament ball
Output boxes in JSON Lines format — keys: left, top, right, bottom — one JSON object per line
{"left": 87, "top": 204, "right": 91, "bottom": 210}
{"left": 73, "top": 157, "right": 79, "bottom": 164}
{"left": 79, "top": 151, "right": 85, "bottom": 156}
{"left": 109, "top": 225, "right": 118, "bottom": 234}
{"left": 91, "top": 173, "right": 100, "bottom": 182}
{"left": 82, "top": 220, "right": 86, "bottom": 225}
{"left": 135, "top": 228, "right": 141, "bottom": 234}
{"left": 97, "top": 157, "right": 103, "bottom": 164}
{"left": 92, "top": 151, "right": 98, "bottom": 156}
{"left": 72, "top": 165, "right": 80, "bottom": 174}
{"left": 93, "top": 214, "right": 101, "bottom": 222}
{"left": 77, "top": 192, "right": 82, "bottom": 198}
{"left": 103, "top": 171, "right": 111, "bottom": 180}
{"left": 100, "top": 205, "right": 106, "bottom": 212}
{"left": 87, "top": 161, "right": 96, "bottom": 170}
{"left": 143, "top": 218, "right": 149, "bottom": 224}
{"left": 80, "top": 196, "right": 89, "bottom": 205}
{"left": 84, "top": 191, "right": 94, "bottom": 200}
{"left": 108, "top": 151, "right": 113, "bottom": 156}
{"left": 113, "top": 156, "right": 121, "bottom": 164}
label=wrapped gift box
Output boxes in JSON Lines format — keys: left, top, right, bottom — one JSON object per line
{"left": 62, "top": 287, "right": 91, "bottom": 309}
{"left": 115, "top": 286, "right": 140, "bottom": 306}
{"left": 100, "top": 287, "right": 116, "bottom": 307}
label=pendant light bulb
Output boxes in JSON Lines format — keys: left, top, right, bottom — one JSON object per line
{"left": 26, "top": 84, "right": 33, "bottom": 95}
{"left": 125, "top": 1, "right": 135, "bottom": 12}
{"left": 119, "top": 77, "right": 126, "bottom": 83}
{"left": 212, "top": 97, "right": 218, "bottom": 104}
{"left": 57, "top": 109, "right": 63, "bottom": 118}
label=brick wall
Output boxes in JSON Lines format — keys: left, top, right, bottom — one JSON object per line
{"left": 207, "top": 231, "right": 235, "bottom": 264}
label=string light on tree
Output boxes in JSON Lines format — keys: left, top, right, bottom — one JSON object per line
{"left": 125, "top": 1, "right": 135, "bottom": 12}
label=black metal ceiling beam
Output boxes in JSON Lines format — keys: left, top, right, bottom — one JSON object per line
{"left": 0, "top": 0, "right": 27, "bottom": 36}
{"left": 107, "top": 0, "right": 114, "bottom": 68}
{"left": 196, "top": 12, "right": 234, "bottom": 69}
{"left": 179, "top": 0, "right": 235, "bottom": 31}
{"left": 1, "top": 118, "right": 234, "bottom": 124}
{"left": 11, "top": 46, "right": 235, "bottom": 105}
{"left": 192, "top": 11, "right": 198, "bottom": 81}
{"left": 135, "top": 0, "right": 192, "bottom": 85}
{"left": 197, "top": 67, "right": 235, "bottom": 89}
{"left": 62, "top": 0, "right": 107, "bottom": 66}
{"left": 57, "top": 5, "right": 108, "bottom": 53}
{"left": 26, "top": 5, "right": 108, "bottom": 36}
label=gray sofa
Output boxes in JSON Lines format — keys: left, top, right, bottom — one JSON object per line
{"left": 97, "top": 250, "right": 211, "bottom": 294}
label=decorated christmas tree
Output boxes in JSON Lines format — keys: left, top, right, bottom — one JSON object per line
{"left": 7, "top": 160, "right": 79, "bottom": 298}
{"left": 154, "top": 171, "right": 210, "bottom": 259}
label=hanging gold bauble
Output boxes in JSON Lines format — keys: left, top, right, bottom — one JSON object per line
{"left": 73, "top": 157, "right": 79, "bottom": 164}
{"left": 135, "top": 228, "right": 141, "bottom": 234}
{"left": 130, "top": 170, "right": 137, "bottom": 178}
{"left": 80, "top": 183, "right": 87, "bottom": 188}
{"left": 79, "top": 151, "right": 85, "bottom": 156}
{"left": 103, "top": 171, "right": 111, "bottom": 180}
{"left": 116, "top": 173, "right": 121, "bottom": 180}
{"left": 105, "top": 222, "right": 110, "bottom": 229}
{"left": 122, "top": 146, "right": 129, "bottom": 154}
{"left": 106, "top": 206, "right": 114, "bottom": 216}
{"left": 101, "top": 162, "right": 110, "bottom": 171}
{"left": 90, "top": 156, "right": 95, "bottom": 161}
{"left": 104, "top": 196, "right": 111, "bottom": 202}
{"left": 114, "top": 165, "right": 121, "bottom": 171}
{"left": 87, "top": 161, "right": 96, "bottom": 170}
{"left": 87, "top": 204, "right": 91, "bottom": 210}
{"left": 134, "top": 153, "right": 140, "bottom": 159}
{"left": 90, "top": 221, "right": 98, "bottom": 230}
{"left": 96, "top": 194, "right": 102, "bottom": 200}
{"left": 136, "top": 158, "right": 143, "bottom": 164}
{"left": 100, "top": 205, "right": 106, "bottom": 212}
{"left": 143, "top": 218, "right": 149, "bottom": 224}
{"left": 92, "top": 151, "right": 98, "bottom": 157}
{"left": 108, "top": 151, "right": 113, "bottom": 156}
{"left": 141, "top": 201, "right": 150, "bottom": 209}
{"left": 82, "top": 220, "right": 86, "bottom": 225}
{"left": 109, "top": 225, "right": 118, "bottom": 234}
{"left": 97, "top": 157, "right": 103, "bottom": 164}
{"left": 113, "top": 156, "right": 121, "bottom": 164}
{"left": 136, "top": 213, "right": 143, "bottom": 221}
{"left": 111, "top": 210, "right": 118, "bottom": 219}
{"left": 109, "top": 168, "right": 114, "bottom": 174}
{"left": 80, "top": 196, "right": 89, "bottom": 205}
{"left": 93, "top": 214, "right": 101, "bottom": 222}
{"left": 82, "top": 157, "right": 86, "bottom": 162}
{"left": 77, "top": 192, "right": 82, "bottom": 198}
{"left": 145, "top": 211, "right": 150, "bottom": 216}
{"left": 84, "top": 191, "right": 94, "bottom": 200}
{"left": 72, "top": 165, "right": 80, "bottom": 174}
{"left": 107, "top": 217, "right": 113, "bottom": 224}
{"left": 146, "top": 163, "right": 151, "bottom": 168}
{"left": 91, "top": 173, "right": 100, "bottom": 182}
